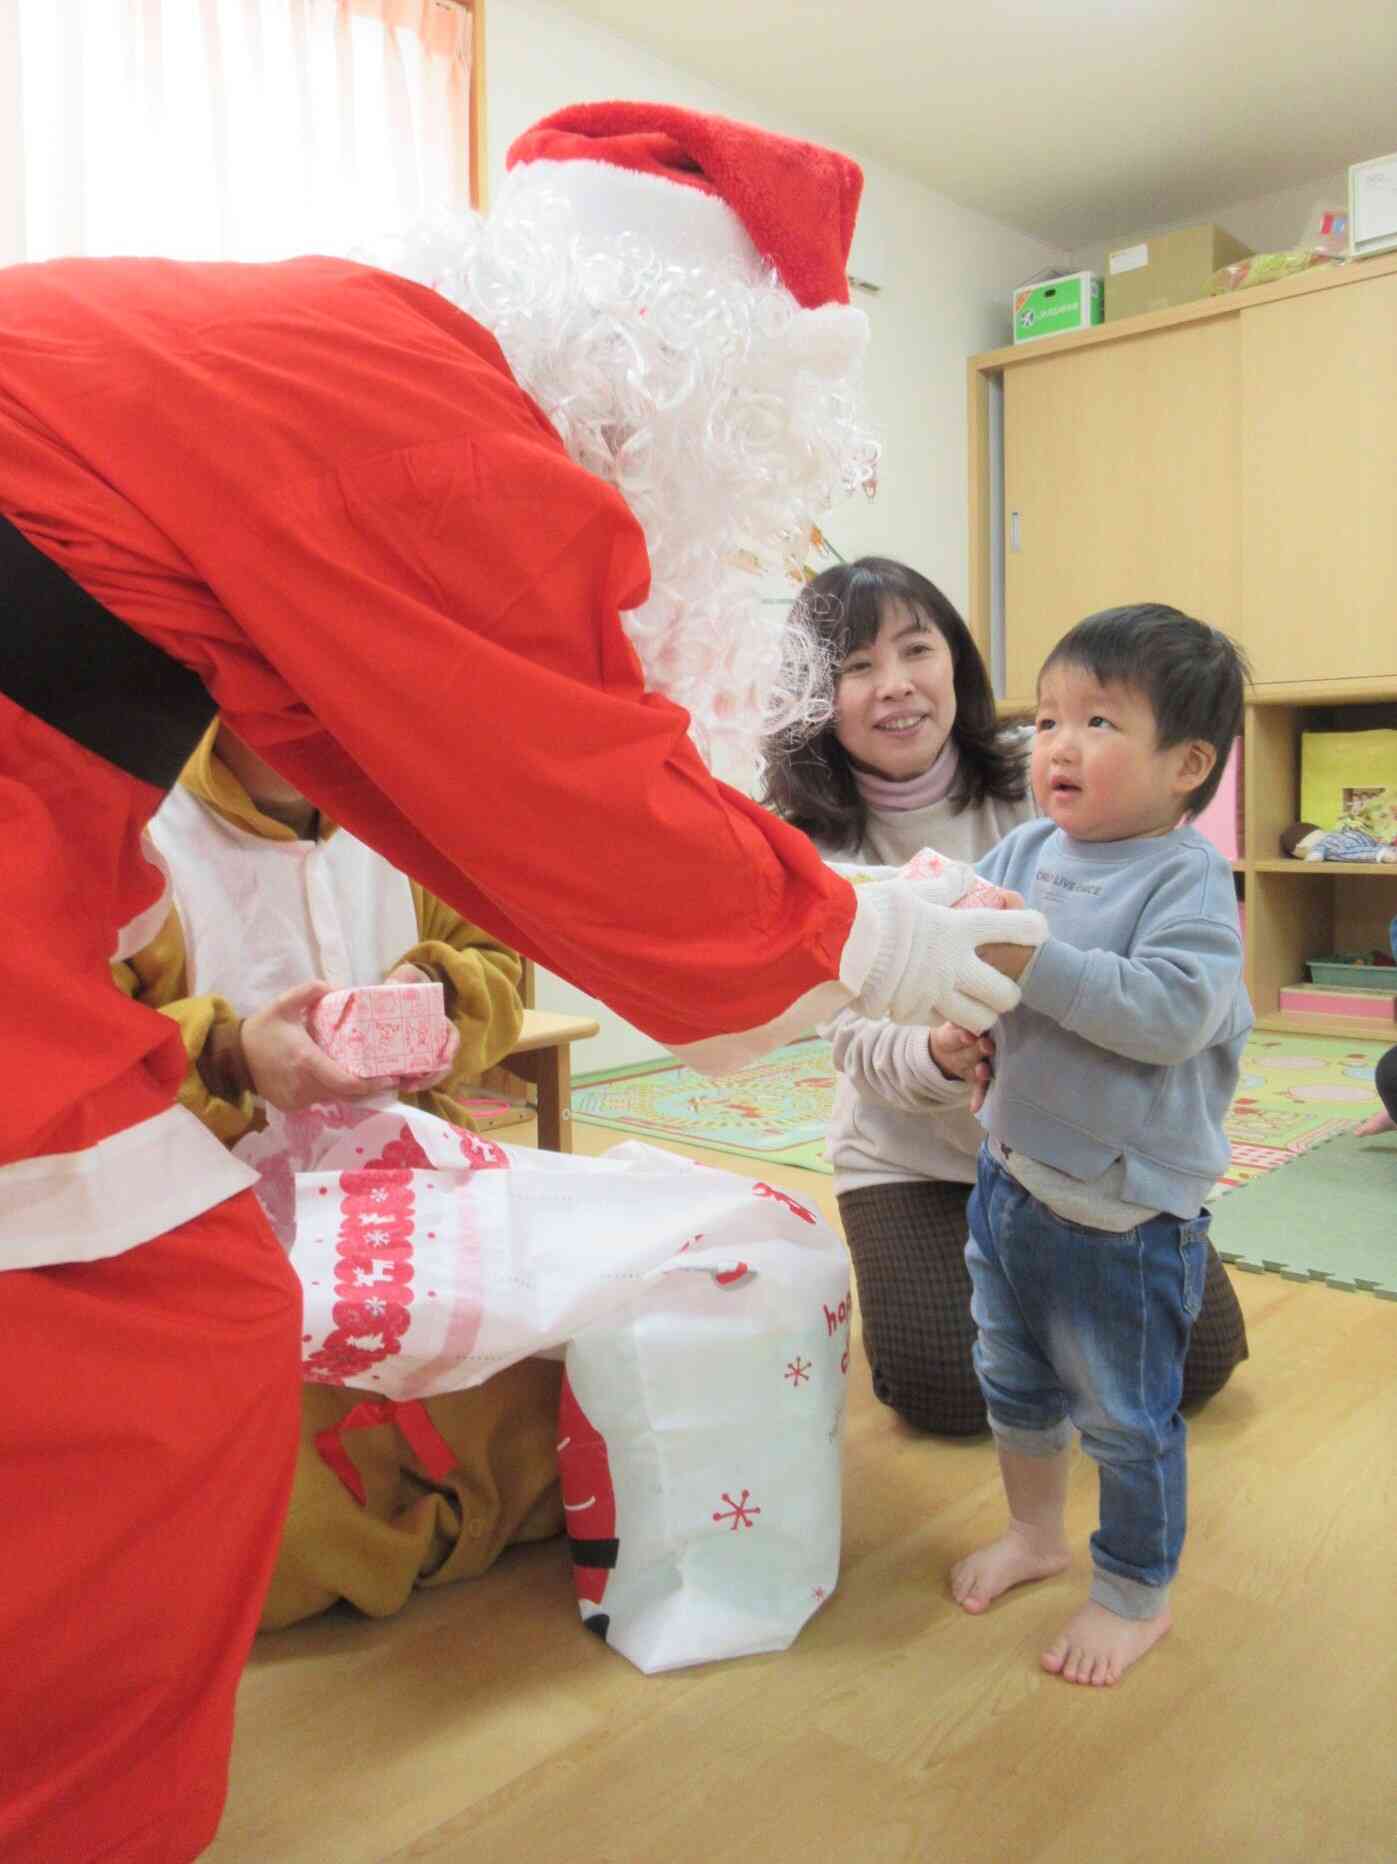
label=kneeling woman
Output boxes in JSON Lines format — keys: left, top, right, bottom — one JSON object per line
{"left": 764, "top": 556, "right": 1248, "bottom": 1433}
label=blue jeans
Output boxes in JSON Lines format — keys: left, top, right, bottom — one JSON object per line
{"left": 965, "top": 1147, "right": 1209, "bottom": 1619}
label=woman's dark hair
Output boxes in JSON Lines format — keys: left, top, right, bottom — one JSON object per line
{"left": 760, "top": 556, "right": 1027, "bottom": 849}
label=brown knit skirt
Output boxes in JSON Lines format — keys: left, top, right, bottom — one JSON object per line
{"left": 838, "top": 1178, "right": 1249, "bottom": 1436}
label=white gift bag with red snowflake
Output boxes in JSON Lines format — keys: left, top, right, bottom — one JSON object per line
{"left": 558, "top": 1167, "right": 851, "bottom": 1674}
{"left": 233, "top": 1104, "right": 848, "bottom": 1421}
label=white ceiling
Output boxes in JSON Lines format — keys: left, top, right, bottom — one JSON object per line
{"left": 545, "top": 0, "right": 1397, "bottom": 249}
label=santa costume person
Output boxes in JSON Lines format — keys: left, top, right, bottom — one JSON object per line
{"left": 0, "top": 100, "right": 1044, "bottom": 1862}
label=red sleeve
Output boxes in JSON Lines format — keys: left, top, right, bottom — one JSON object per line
{"left": 0, "top": 256, "right": 855, "bottom": 1048}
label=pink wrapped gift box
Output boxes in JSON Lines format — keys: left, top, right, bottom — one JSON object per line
{"left": 898, "top": 847, "right": 1010, "bottom": 910}
{"left": 309, "top": 982, "right": 453, "bottom": 1078}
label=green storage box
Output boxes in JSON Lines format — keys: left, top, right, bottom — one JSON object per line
{"left": 1012, "top": 272, "right": 1103, "bottom": 345}
{"left": 1306, "top": 955, "right": 1397, "bottom": 990}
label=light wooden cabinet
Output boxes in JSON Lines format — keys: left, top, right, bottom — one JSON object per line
{"left": 1240, "top": 270, "right": 1397, "bottom": 684}
{"left": 1001, "top": 317, "right": 1240, "bottom": 697}
{"left": 969, "top": 249, "right": 1397, "bottom": 706}
{"left": 968, "top": 254, "right": 1397, "bottom": 1036}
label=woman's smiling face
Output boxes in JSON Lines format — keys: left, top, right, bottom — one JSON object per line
{"left": 833, "top": 598, "right": 957, "bottom": 781}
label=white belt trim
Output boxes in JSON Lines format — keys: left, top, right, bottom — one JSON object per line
{"left": 0, "top": 1103, "right": 261, "bottom": 1272}
{"left": 669, "top": 978, "right": 851, "bottom": 1078}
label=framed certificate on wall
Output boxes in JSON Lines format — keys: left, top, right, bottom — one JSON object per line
{"left": 1348, "top": 152, "right": 1397, "bottom": 259}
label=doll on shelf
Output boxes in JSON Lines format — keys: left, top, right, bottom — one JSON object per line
{"left": 1281, "top": 786, "right": 1397, "bottom": 863}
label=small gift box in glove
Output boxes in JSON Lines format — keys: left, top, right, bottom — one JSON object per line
{"left": 897, "top": 846, "right": 1012, "bottom": 910}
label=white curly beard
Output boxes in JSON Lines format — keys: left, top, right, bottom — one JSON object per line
{"left": 366, "top": 187, "right": 880, "bottom": 781}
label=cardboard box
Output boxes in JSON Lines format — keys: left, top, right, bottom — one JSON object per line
{"left": 1348, "top": 151, "right": 1397, "bottom": 259}
{"left": 1104, "top": 224, "right": 1251, "bottom": 322}
{"left": 1012, "top": 272, "right": 1102, "bottom": 344}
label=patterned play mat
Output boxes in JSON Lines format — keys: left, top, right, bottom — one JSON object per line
{"left": 574, "top": 1039, "right": 836, "bottom": 1172}
{"left": 574, "top": 1031, "right": 1389, "bottom": 1191}
{"left": 1211, "top": 1031, "right": 1389, "bottom": 1196}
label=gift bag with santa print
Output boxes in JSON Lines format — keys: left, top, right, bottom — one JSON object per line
{"left": 558, "top": 1164, "right": 851, "bottom": 1674}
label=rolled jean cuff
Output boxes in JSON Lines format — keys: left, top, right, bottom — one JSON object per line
{"left": 987, "top": 1415, "right": 1074, "bottom": 1459}
{"left": 1091, "top": 1566, "right": 1170, "bottom": 1622}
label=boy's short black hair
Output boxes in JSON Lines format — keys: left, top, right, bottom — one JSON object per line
{"left": 1041, "top": 603, "right": 1250, "bottom": 817}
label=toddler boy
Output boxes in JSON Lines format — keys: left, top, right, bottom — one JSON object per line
{"left": 945, "top": 603, "right": 1252, "bottom": 1685}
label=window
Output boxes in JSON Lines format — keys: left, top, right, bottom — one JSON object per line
{"left": 2, "top": 0, "right": 482, "bottom": 265}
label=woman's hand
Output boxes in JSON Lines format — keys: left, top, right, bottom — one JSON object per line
{"left": 241, "top": 980, "right": 398, "bottom": 1109}
{"left": 930, "top": 1022, "right": 986, "bottom": 1079}
{"left": 930, "top": 1022, "right": 995, "bottom": 1111}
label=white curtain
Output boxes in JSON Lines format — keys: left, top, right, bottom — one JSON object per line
{"left": 0, "top": 0, "right": 476, "bottom": 267}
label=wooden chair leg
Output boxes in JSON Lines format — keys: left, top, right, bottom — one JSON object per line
{"left": 534, "top": 1045, "right": 571, "bottom": 1153}
{"left": 497, "top": 1045, "right": 573, "bottom": 1152}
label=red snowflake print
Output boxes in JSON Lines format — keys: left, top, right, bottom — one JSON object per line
{"left": 713, "top": 1489, "right": 762, "bottom": 1531}
{"left": 811, "top": 1586, "right": 827, "bottom": 1603}
{"left": 785, "top": 1356, "right": 812, "bottom": 1386}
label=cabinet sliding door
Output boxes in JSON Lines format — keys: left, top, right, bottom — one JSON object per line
{"left": 1002, "top": 319, "right": 1241, "bottom": 700}
{"left": 1240, "top": 270, "right": 1397, "bottom": 684}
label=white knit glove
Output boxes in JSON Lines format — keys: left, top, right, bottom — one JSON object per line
{"left": 843, "top": 880, "right": 1048, "bottom": 1034}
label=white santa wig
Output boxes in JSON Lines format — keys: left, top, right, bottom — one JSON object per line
{"left": 368, "top": 106, "right": 880, "bottom": 778}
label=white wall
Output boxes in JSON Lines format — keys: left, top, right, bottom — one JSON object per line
{"left": 488, "top": 0, "right": 1065, "bottom": 1073}
{"left": 1064, "top": 170, "right": 1349, "bottom": 279}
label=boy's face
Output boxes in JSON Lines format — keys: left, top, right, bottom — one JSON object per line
{"left": 1031, "top": 664, "right": 1213, "bottom": 843}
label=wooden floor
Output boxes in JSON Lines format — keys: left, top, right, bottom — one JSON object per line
{"left": 210, "top": 1120, "right": 1397, "bottom": 1864}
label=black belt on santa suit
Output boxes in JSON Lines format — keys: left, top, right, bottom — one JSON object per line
{"left": 0, "top": 510, "right": 216, "bottom": 789}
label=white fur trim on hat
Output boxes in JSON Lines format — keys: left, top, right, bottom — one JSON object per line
{"left": 494, "top": 157, "right": 767, "bottom": 284}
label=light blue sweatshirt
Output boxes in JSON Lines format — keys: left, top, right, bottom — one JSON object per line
{"left": 976, "top": 820, "right": 1252, "bottom": 1218}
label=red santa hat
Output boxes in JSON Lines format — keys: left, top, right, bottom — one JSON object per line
{"left": 503, "top": 101, "right": 863, "bottom": 311}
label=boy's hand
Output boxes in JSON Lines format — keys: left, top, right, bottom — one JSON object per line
{"left": 976, "top": 941, "right": 1035, "bottom": 983}
{"left": 973, "top": 886, "right": 1035, "bottom": 986}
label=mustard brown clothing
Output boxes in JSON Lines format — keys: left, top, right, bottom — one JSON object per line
{"left": 113, "top": 722, "right": 525, "bottom": 1137}
{"left": 110, "top": 726, "right": 559, "bottom": 1629}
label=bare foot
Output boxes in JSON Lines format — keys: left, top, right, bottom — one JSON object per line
{"left": 949, "top": 1522, "right": 1070, "bottom": 1615}
{"left": 1040, "top": 1599, "right": 1172, "bottom": 1686}
{"left": 1355, "top": 1109, "right": 1395, "bottom": 1137}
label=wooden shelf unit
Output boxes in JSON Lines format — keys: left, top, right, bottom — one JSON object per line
{"left": 974, "top": 255, "right": 1397, "bottom": 1045}
{"left": 969, "top": 247, "right": 1397, "bottom": 710}
{"left": 1242, "top": 682, "right": 1397, "bottom": 1040}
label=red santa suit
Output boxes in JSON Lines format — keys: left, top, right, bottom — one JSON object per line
{"left": 0, "top": 103, "right": 1037, "bottom": 1863}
